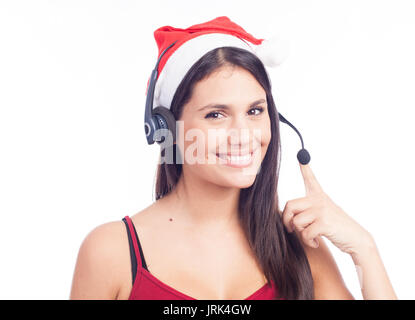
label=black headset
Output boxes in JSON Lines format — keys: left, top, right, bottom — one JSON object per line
{"left": 144, "top": 40, "right": 311, "bottom": 165}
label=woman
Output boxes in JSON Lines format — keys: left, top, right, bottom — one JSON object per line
{"left": 70, "top": 16, "right": 397, "bottom": 300}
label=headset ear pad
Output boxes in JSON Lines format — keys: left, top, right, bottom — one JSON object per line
{"left": 152, "top": 106, "right": 177, "bottom": 144}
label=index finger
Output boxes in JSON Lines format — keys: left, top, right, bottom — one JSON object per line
{"left": 299, "top": 163, "right": 323, "bottom": 195}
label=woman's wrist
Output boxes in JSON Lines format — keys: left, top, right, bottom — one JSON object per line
{"left": 348, "top": 232, "right": 398, "bottom": 299}
{"left": 350, "top": 231, "right": 378, "bottom": 265}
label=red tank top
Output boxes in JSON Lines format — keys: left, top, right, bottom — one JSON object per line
{"left": 122, "top": 215, "right": 282, "bottom": 300}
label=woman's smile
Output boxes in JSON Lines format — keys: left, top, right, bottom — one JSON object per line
{"left": 215, "top": 148, "right": 259, "bottom": 168}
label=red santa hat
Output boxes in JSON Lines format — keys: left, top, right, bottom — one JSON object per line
{"left": 147, "top": 16, "right": 290, "bottom": 110}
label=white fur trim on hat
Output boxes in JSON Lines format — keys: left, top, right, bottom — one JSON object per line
{"left": 153, "top": 33, "right": 255, "bottom": 110}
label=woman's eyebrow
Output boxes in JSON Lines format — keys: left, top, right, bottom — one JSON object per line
{"left": 197, "top": 98, "right": 266, "bottom": 112}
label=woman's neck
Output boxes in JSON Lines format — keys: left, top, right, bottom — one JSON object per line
{"left": 163, "top": 170, "right": 242, "bottom": 232}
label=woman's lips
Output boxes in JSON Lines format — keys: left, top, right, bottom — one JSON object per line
{"left": 215, "top": 149, "right": 257, "bottom": 168}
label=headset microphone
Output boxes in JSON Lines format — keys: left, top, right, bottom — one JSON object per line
{"left": 144, "top": 40, "right": 311, "bottom": 165}
{"left": 278, "top": 114, "right": 311, "bottom": 165}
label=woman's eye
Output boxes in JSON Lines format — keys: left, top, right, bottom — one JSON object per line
{"left": 248, "top": 106, "right": 264, "bottom": 116}
{"left": 205, "top": 107, "right": 264, "bottom": 120}
{"left": 205, "top": 111, "right": 224, "bottom": 119}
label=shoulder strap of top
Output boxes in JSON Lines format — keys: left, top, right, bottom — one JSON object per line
{"left": 122, "top": 216, "right": 148, "bottom": 285}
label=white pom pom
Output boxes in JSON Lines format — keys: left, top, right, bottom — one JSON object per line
{"left": 254, "top": 34, "right": 290, "bottom": 68}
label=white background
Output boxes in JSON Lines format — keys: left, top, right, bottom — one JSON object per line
{"left": 0, "top": 0, "right": 414, "bottom": 299}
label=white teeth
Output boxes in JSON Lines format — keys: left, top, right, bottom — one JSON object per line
{"left": 218, "top": 153, "right": 252, "bottom": 164}
{"left": 229, "top": 155, "right": 250, "bottom": 163}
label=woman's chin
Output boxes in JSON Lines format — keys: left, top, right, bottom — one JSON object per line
{"left": 213, "top": 169, "right": 258, "bottom": 189}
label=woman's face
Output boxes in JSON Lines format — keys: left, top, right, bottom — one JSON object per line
{"left": 177, "top": 65, "right": 272, "bottom": 189}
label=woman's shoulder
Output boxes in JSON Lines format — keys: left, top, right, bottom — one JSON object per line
{"left": 81, "top": 201, "right": 161, "bottom": 254}
{"left": 70, "top": 218, "right": 138, "bottom": 299}
{"left": 83, "top": 219, "right": 128, "bottom": 251}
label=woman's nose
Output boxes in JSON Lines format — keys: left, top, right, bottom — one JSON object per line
{"left": 227, "top": 116, "right": 251, "bottom": 146}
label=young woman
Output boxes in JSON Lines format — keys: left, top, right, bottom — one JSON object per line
{"left": 70, "top": 17, "right": 397, "bottom": 300}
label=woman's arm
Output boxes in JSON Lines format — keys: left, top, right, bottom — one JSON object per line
{"left": 302, "top": 235, "right": 355, "bottom": 299}
{"left": 303, "top": 233, "right": 397, "bottom": 300}
{"left": 350, "top": 234, "right": 398, "bottom": 300}
{"left": 70, "top": 222, "right": 124, "bottom": 299}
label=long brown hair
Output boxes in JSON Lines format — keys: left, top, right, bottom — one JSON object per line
{"left": 154, "top": 46, "right": 314, "bottom": 299}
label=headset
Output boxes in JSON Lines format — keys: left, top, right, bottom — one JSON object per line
{"left": 144, "top": 41, "right": 311, "bottom": 165}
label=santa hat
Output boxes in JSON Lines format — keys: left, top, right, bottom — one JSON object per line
{"left": 147, "top": 16, "right": 290, "bottom": 110}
